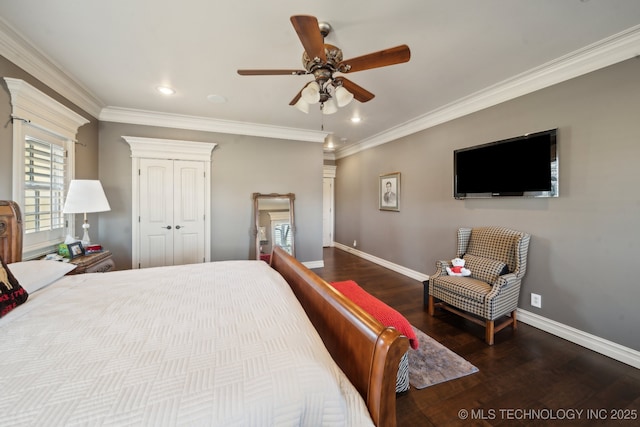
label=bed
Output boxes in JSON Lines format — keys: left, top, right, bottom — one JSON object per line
{"left": 0, "top": 200, "right": 408, "bottom": 426}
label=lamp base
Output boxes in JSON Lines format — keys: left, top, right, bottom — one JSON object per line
{"left": 81, "top": 221, "right": 91, "bottom": 247}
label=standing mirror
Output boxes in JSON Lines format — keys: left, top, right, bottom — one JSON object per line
{"left": 253, "top": 193, "right": 295, "bottom": 261}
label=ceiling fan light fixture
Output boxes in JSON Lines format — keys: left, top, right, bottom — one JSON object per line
{"left": 334, "top": 86, "right": 354, "bottom": 107}
{"left": 301, "top": 81, "right": 321, "bottom": 104}
{"left": 322, "top": 98, "right": 338, "bottom": 115}
{"left": 294, "top": 98, "right": 310, "bottom": 114}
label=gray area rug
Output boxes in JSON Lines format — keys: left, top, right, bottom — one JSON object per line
{"left": 408, "top": 326, "right": 479, "bottom": 389}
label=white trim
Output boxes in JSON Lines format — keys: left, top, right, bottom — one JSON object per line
{"left": 332, "top": 244, "right": 640, "bottom": 369}
{"left": 303, "top": 260, "right": 324, "bottom": 269}
{"left": 0, "top": 18, "right": 103, "bottom": 118}
{"left": 123, "top": 137, "right": 216, "bottom": 268}
{"left": 268, "top": 211, "right": 290, "bottom": 222}
{"left": 103, "top": 107, "right": 328, "bottom": 143}
{"left": 4, "top": 78, "right": 89, "bottom": 140}
{"left": 123, "top": 136, "right": 218, "bottom": 161}
{"left": 5, "top": 78, "right": 87, "bottom": 258}
{"left": 2, "top": 14, "right": 638, "bottom": 152}
{"left": 518, "top": 309, "right": 640, "bottom": 370}
{"left": 333, "top": 242, "right": 430, "bottom": 282}
{"left": 335, "top": 24, "right": 640, "bottom": 159}
{"left": 323, "top": 165, "right": 337, "bottom": 179}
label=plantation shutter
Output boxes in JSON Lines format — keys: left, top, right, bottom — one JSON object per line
{"left": 23, "top": 135, "right": 66, "bottom": 234}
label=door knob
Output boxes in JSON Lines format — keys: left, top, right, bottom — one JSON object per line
{"left": 163, "top": 225, "right": 172, "bottom": 229}
{"left": 175, "top": 225, "right": 182, "bottom": 229}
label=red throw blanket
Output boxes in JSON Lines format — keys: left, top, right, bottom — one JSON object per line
{"left": 331, "top": 280, "right": 418, "bottom": 349}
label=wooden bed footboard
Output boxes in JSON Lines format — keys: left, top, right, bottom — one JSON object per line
{"left": 0, "top": 201, "right": 23, "bottom": 264}
{"left": 270, "top": 246, "right": 409, "bottom": 427}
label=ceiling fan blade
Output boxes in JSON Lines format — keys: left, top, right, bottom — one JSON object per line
{"left": 289, "top": 89, "right": 303, "bottom": 106}
{"left": 238, "top": 69, "right": 307, "bottom": 76}
{"left": 335, "top": 77, "right": 375, "bottom": 103}
{"left": 340, "top": 44, "right": 411, "bottom": 73}
{"left": 290, "top": 15, "right": 327, "bottom": 62}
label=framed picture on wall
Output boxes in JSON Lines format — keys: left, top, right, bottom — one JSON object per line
{"left": 379, "top": 172, "right": 400, "bottom": 211}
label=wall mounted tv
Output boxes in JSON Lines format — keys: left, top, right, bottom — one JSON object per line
{"left": 454, "top": 128, "right": 558, "bottom": 199}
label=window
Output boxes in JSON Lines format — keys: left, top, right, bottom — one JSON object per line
{"left": 5, "top": 78, "right": 88, "bottom": 258}
{"left": 23, "top": 130, "right": 66, "bottom": 238}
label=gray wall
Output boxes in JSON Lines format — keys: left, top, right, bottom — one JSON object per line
{"left": 98, "top": 122, "right": 324, "bottom": 269}
{"left": 334, "top": 58, "right": 640, "bottom": 351}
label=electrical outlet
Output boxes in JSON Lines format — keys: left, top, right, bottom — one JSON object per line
{"left": 531, "top": 293, "right": 542, "bottom": 308}
{"left": 353, "top": 240, "right": 357, "bottom": 247}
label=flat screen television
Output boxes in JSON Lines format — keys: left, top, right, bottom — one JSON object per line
{"left": 454, "top": 128, "right": 558, "bottom": 199}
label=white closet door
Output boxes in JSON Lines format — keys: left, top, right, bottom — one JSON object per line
{"left": 173, "top": 160, "right": 205, "bottom": 265}
{"left": 139, "top": 158, "right": 174, "bottom": 268}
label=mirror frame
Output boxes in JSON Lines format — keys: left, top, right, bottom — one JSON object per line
{"left": 253, "top": 193, "right": 295, "bottom": 260}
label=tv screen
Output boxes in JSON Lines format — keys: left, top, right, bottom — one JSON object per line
{"left": 454, "top": 129, "right": 558, "bottom": 199}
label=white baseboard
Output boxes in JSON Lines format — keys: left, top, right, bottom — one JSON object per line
{"left": 517, "top": 309, "right": 640, "bottom": 369}
{"left": 332, "top": 242, "right": 430, "bottom": 282}
{"left": 302, "top": 260, "right": 324, "bottom": 269}
{"left": 332, "top": 243, "right": 640, "bottom": 370}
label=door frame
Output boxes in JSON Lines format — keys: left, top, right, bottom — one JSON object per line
{"left": 123, "top": 136, "right": 217, "bottom": 268}
{"left": 323, "top": 165, "right": 336, "bottom": 247}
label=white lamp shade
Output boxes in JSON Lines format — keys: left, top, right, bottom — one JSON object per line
{"left": 62, "top": 180, "right": 111, "bottom": 214}
{"left": 322, "top": 98, "right": 338, "bottom": 115}
{"left": 294, "top": 98, "right": 310, "bottom": 114}
{"left": 301, "top": 82, "right": 321, "bottom": 104}
{"left": 335, "top": 86, "right": 354, "bottom": 107}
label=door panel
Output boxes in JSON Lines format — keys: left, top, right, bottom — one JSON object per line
{"left": 139, "top": 159, "right": 174, "bottom": 268}
{"left": 173, "top": 161, "right": 205, "bottom": 265}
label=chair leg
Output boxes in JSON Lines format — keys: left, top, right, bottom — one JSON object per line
{"left": 485, "top": 319, "right": 495, "bottom": 345}
{"left": 512, "top": 310, "right": 518, "bottom": 330}
{"left": 428, "top": 295, "right": 435, "bottom": 316}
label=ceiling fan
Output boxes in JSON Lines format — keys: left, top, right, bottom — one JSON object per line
{"left": 237, "top": 15, "right": 411, "bottom": 114}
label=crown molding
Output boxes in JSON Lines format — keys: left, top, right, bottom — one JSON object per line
{"left": 101, "top": 106, "right": 328, "bottom": 143}
{"left": 336, "top": 24, "right": 640, "bottom": 159}
{"left": 3, "top": 13, "right": 638, "bottom": 151}
{"left": 0, "top": 17, "right": 104, "bottom": 118}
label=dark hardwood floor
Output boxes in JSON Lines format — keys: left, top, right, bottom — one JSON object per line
{"left": 312, "top": 247, "right": 640, "bottom": 426}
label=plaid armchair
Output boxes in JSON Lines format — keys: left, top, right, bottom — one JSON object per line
{"left": 428, "top": 226, "right": 531, "bottom": 345}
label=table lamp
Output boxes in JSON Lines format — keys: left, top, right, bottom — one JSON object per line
{"left": 62, "top": 180, "right": 111, "bottom": 246}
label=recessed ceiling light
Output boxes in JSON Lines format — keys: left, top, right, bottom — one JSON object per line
{"left": 157, "top": 86, "right": 175, "bottom": 95}
{"left": 207, "top": 94, "right": 227, "bottom": 104}
{"left": 350, "top": 116, "right": 361, "bottom": 123}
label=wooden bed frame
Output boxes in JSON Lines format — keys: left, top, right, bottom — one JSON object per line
{"left": 0, "top": 201, "right": 408, "bottom": 427}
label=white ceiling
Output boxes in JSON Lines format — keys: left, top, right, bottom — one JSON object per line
{"left": 1, "top": 0, "right": 639, "bottom": 156}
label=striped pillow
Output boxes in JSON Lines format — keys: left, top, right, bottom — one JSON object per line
{"left": 463, "top": 254, "right": 508, "bottom": 285}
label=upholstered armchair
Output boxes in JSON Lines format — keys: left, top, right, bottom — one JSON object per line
{"left": 428, "top": 226, "right": 531, "bottom": 345}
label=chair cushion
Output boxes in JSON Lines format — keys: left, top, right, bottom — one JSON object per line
{"left": 463, "top": 254, "right": 508, "bottom": 284}
{"left": 431, "top": 275, "right": 492, "bottom": 305}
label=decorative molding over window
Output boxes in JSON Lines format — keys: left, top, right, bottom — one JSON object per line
{"left": 5, "top": 78, "right": 89, "bottom": 258}
{"left": 4, "top": 78, "right": 89, "bottom": 139}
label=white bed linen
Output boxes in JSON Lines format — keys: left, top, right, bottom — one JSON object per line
{"left": 0, "top": 261, "right": 374, "bottom": 427}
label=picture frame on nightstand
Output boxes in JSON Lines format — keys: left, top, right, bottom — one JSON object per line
{"left": 67, "top": 242, "right": 85, "bottom": 259}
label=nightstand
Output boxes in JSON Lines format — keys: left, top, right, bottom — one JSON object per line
{"left": 67, "top": 251, "right": 115, "bottom": 274}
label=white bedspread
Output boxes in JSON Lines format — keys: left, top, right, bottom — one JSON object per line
{"left": 0, "top": 261, "right": 374, "bottom": 426}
